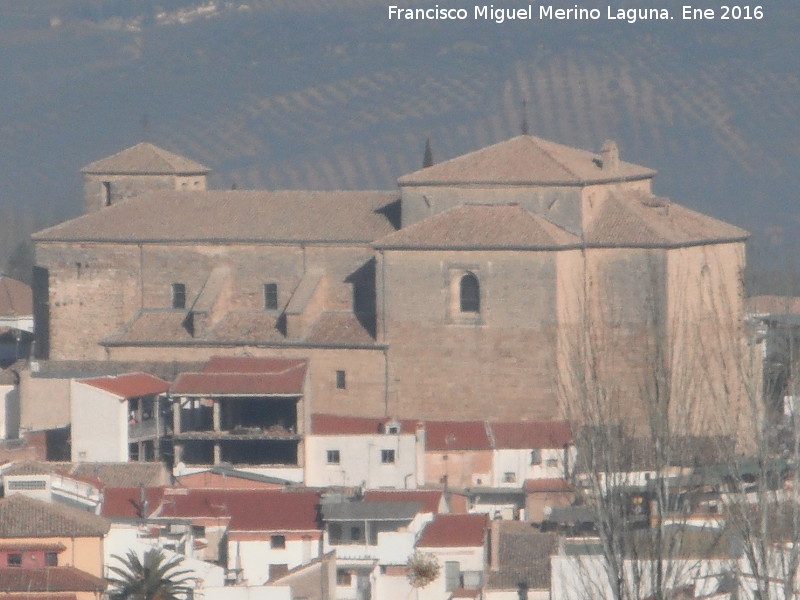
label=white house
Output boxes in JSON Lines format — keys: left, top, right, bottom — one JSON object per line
{"left": 490, "top": 421, "right": 574, "bottom": 487}
{"left": 70, "top": 372, "right": 170, "bottom": 462}
{"left": 407, "top": 513, "right": 489, "bottom": 600}
{"left": 305, "top": 414, "right": 424, "bottom": 489}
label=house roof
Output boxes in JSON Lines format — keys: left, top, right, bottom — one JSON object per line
{"left": 585, "top": 192, "right": 748, "bottom": 248}
{"left": 170, "top": 355, "right": 307, "bottom": 396}
{"left": 398, "top": 136, "right": 655, "bottom": 186}
{"left": 310, "top": 414, "right": 419, "bottom": 435}
{"left": 363, "top": 490, "right": 443, "bottom": 513}
{"left": 321, "top": 501, "right": 422, "bottom": 521}
{"left": 70, "top": 462, "right": 169, "bottom": 488}
{"left": 417, "top": 513, "right": 488, "bottom": 547}
{"left": 33, "top": 191, "right": 399, "bottom": 244}
{"left": 175, "top": 465, "right": 291, "bottom": 489}
{"left": 201, "top": 356, "right": 307, "bottom": 374}
{"left": 524, "top": 478, "right": 573, "bottom": 493}
{"left": 485, "top": 524, "right": 557, "bottom": 591}
{"left": 373, "top": 204, "right": 580, "bottom": 250}
{"left": 81, "top": 142, "right": 209, "bottom": 175}
{"left": 76, "top": 372, "right": 170, "bottom": 399}
{"left": 0, "top": 567, "right": 106, "bottom": 592}
{"left": 0, "top": 495, "right": 110, "bottom": 538}
{"left": 171, "top": 368, "right": 306, "bottom": 396}
{"left": 101, "top": 487, "right": 165, "bottom": 519}
{"left": 424, "top": 421, "right": 492, "bottom": 451}
{"left": 0, "top": 276, "right": 32, "bottom": 317}
{"left": 157, "top": 489, "right": 322, "bottom": 532}
{"left": 490, "top": 421, "right": 572, "bottom": 449}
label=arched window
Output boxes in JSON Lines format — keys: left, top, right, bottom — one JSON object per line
{"left": 460, "top": 273, "right": 480, "bottom": 313}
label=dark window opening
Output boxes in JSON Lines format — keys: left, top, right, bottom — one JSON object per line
{"left": 7, "top": 553, "right": 21, "bottom": 567}
{"left": 336, "top": 370, "right": 346, "bottom": 390}
{"left": 45, "top": 552, "right": 58, "bottom": 567}
{"left": 219, "top": 397, "right": 298, "bottom": 432}
{"left": 271, "top": 535, "right": 286, "bottom": 549}
{"left": 530, "top": 449, "right": 541, "bottom": 465}
{"left": 102, "top": 181, "right": 112, "bottom": 207}
{"left": 327, "top": 450, "right": 341, "bottom": 464}
{"left": 264, "top": 283, "right": 278, "bottom": 310}
{"left": 337, "top": 569, "right": 352, "bottom": 586}
{"left": 381, "top": 449, "right": 395, "bottom": 464}
{"left": 460, "top": 273, "right": 480, "bottom": 313}
{"left": 172, "top": 283, "right": 186, "bottom": 309}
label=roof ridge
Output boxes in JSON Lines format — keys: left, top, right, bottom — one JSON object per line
{"left": 527, "top": 136, "right": 582, "bottom": 181}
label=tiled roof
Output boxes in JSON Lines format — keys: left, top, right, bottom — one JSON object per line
{"left": 101, "top": 487, "right": 165, "bottom": 519}
{"left": 170, "top": 364, "right": 306, "bottom": 396}
{"left": 746, "top": 295, "right": 800, "bottom": 316}
{"left": 176, "top": 466, "right": 291, "bottom": 488}
{"left": 81, "top": 142, "right": 209, "bottom": 175}
{"left": 417, "top": 513, "right": 488, "bottom": 547}
{"left": 311, "top": 414, "right": 419, "bottom": 435}
{"left": 157, "top": 489, "right": 321, "bottom": 531}
{"left": 201, "top": 356, "right": 306, "bottom": 374}
{"left": 304, "top": 312, "right": 377, "bottom": 346}
{"left": 0, "top": 495, "right": 110, "bottom": 538}
{"left": 489, "top": 421, "right": 572, "bottom": 449}
{"left": 321, "top": 501, "right": 421, "bottom": 521}
{"left": 485, "top": 524, "right": 557, "bottom": 590}
{"left": 363, "top": 490, "right": 444, "bottom": 514}
{"left": 524, "top": 478, "right": 573, "bottom": 493}
{"left": 424, "top": 421, "right": 492, "bottom": 451}
{"left": 33, "top": 191, "right": 399, "bottom": 244}
{"left": 398, "top": 136, "right": 655, "bottom": 186}
{"left": 0, "top": 276, "right": 32, "bottom": 317}
{"left": 1, "top": 461, "right": 69, "bottom": 477}
{"left": 70, "top": 462, "right": 169, "bottom": 488}
{"left": 373, "top": 204, "right": 579, "bottom": 250}
{"left": 76, "top": 372, "right": 170, "bottom": 399}
{"left": 0, "top": 566, "right": 106, "bottom": 592}
{"left": 1, "top": 461, "right": 168, "bottom": 488}
{"left": 102, "top": 309, "right": 379, "bottom": 349}
{"left": 585, "top": 193, "right": 748, "bottom": 247}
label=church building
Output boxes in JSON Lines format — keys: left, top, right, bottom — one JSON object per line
{"left": 30, "top": 136, "right": 749, "bottom": 438}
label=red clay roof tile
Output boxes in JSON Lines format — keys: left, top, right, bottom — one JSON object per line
{"left": 417, "top": 513, "right": 488, "bottom": 547}
{"left": 76, "top": 372, "right": 170, "bottom": 398}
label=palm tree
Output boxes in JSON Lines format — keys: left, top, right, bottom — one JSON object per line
{"left": 107, "top": 548, "right": 195, "bottom": 600}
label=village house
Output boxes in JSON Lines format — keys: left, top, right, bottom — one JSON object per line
{"left": 26, "top": 136, "right": 749, "bottom": 443}
{"left": 70, "top": 372, "right": 171, "bottom": 463}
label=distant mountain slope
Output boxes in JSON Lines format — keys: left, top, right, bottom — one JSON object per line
{"left": 0, "top": 0, "right": 797, "bottom": 267}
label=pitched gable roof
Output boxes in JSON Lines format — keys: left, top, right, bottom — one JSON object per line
{"left": 157, "top": 489, "right": 321, "bottom": 531}
{"left": 373, "top": 204, "right": 579, "bottom": 250}
{"left": 585, "top": 193, "right": 748, "bottom": 247}
{"left": 311, "top": 413, "right": 419, "bottom": 435}
{"left": 398, "top": 136, "right": 654, "bottom": 186}
{"left": 101, "top": 487, "right": 165, "bottom": 519}
{"left": 81, "top": 142, "right": 209, "bottom": 175}
{"left": 0, "top": 495, "right": 110, "bottom": 538}
{"left": 33, "top": 191, "right": 399, "bottom": 244}
{"left": 0, "top": 276, "right": 32, "bottom": 317}
{"left": 171, "top": 357, "right": 307, "bottom": 396}
{"left": 490, "top": 421, "right": 572, "bottom": 449}
{"left": 0, "top": 566, "right": 106, "bottom": 592}
{"left": 486, "top": 523, "right": 557, "bottom": 591}
{"left": 425, "top": 421, "right": 492, "bottom": 451}
{"left": 76, "top": 372, "right": 170, "bottom": 399}
{"left": 417, "top": 513, "right": 488, "bottom": 547}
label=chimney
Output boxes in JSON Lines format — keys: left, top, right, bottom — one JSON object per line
{"left": 601, "top": 140, "right": 619, "bottom": 172}
{"left": 490, "top": 519, "right": 502, "bottom": 571}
